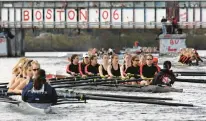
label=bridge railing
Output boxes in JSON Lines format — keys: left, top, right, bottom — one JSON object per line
{"left": 0, "top": 21, "right": 205, "bottom": 29}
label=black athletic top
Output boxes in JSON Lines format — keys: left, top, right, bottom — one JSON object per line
{"left": 66, "top": 63, "right": 79, "bottom": 74}
{"left": 85, "top": 64, "right": 100, "bottom": 75}
{"left": 125, "top": 65, "right": 140, "bottom": 78}
{"left": 140, "top": 64, "right": 159, "bottom": 78}
{"left": 79, "top": 62, "right": 87, "bottom": 75}
{"left": 100, "top": 64, "right": 108, "bottom": 76}
{"left": 111, "top": 64, "right": 121, "bottom": 77}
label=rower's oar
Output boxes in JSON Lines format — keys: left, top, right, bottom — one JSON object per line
{"left": 49, "top": 76, "right": 102, "bottom": 83}
{"left": 84, "top": 95, "right": 193, "bottom": 107}
{"left": 50, "top": 78, "right": 118, "bottom": 85}
{"left": 0, "top": 82, "right": 8, "bottom": 86}
{"left": 174, "top": 71, "right": 206, "bottom": 75}
{"left": 49, "top": 76, "right": 81, "bottom": 81}
{"left": 53, "top": 101, "right": 86, "bottom": 106}
{"left": 79, "top": 93, "right": 173, "bottom": 100}
{"left": 175, "top": 73, "right": 206, "bottom": 76}
{"left": 0, "top": 85, "right": 7, "bottom": 88}
{"left": 57, "top": 91, "right": 192, "bottom": 107}
{"left": 176, "top": 78, "right": 206, "bottom": 83}
{"left": 0, "top": 100, "right": 21, "bottom": 104}
{"left": 53, "top": 78, "right": 143, "bottom": 88}
{"left": 49, "top": 75, "right": 101, "bottom": 82}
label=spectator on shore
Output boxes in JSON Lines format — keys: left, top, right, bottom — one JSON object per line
{"left": 161, "top": 16, "right": 167, "bottom": 34}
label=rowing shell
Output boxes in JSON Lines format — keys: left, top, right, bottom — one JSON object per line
{"left": 71, "top": 85, "right": 183, "bottom": 93}
{"left": 9, "top": 95, "right": 52, "bottom": 114}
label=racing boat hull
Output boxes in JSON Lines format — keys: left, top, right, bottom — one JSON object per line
{"left": 9, "top": 95, "right": 52, "bottom": 114}
{"left": 71, "top": 85, "right": 183, "bottom": 93}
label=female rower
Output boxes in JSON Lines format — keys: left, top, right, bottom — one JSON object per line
{"left": 152, "top": 61, "right": 175, "bottom": 86}
{"left": 31, "top": 60, "right": 41, "bottom": 80}
{"left": 140, "top": 54, "right": 160, "bottom": 85}
{"left": 66, "top": 54, "right": 79, "bottom": 76}
{"left": 8, "top": 57, "right": 28, "bottom": 88}
{"left": 79, "top": 53, "right": 90, "bottom": 77}
{"left": 120, "top": 53, "right": 132, "bottom": 78}
{"left": 107, "top": 54, "right": 121, "bottom": 78}
{"left": 22, "top": 69, "right": 57, "bottom": 104}
{"left": 99, "top": 54, "right": 109, "bottom": 77}
{"left": 8, "top": 58, "right": 29, "bottom": 91}
{"left": 85, "top": 55, "right": 100, "bottom": 75}
{"left": 8, "top": 60, "right": 33, "bottom": 94}
{"left": 125, "top": 55, "right": 140, "bottom": 78}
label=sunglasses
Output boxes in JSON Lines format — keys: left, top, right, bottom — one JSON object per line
{"left": 147, "top": 59, "right": 153, "bottom": 60}
{"left": 33, "top": 68, "right": 39, "bottom": 71}
{"left": 134, "top": 60, "right": 139, "bottom": 61}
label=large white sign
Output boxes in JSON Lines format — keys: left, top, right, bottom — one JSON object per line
{"left": 146, "top": 9, "right": 155, "bottom": 28}
{"left": 112, "top": 9, "right": 121, "bottom": 28}
{"left": 135, "top": 9, "right": 144, "bottom": 28}
{"left": 1, "top": 8, "right": 8, "bottom": 27}
{"left": 79, "top": 9, "right": 88, "bottom": 28}
{"left": 89, "top": 8, "right": 99, "bottom": 28}
{"left": 122, "top": 9, "right": 133, "bottom": 28}
{"left": 100, "top": 9, "right": 110, "bottom": 28}
{"left": 159, "top": 38, "right": 186, "bottom": 54}
{"left": 55, "top": 9, "right": 65, "bottom": 28}
{"left": 44, "top": 8, "right": 54, "bottom": 28}
{"left": 66, "top": 9, "right": 77, "bottom": 28}
{"left": 179, "top": 8, "right": 187, "bottom": 28}
{"left": 22, "top": 9, "right": 32, "bottom": 28}
{"left": 0, "top": 37, "right": 8, "bottom": 56}
{"left": 33, "top": 9, "right": 43, "bottom": 28}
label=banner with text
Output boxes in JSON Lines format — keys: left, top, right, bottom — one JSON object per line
{"left": 0, "top": 7, "right": 203, "bottom": 29}
{"left": 159, "top": 38, "right": 186, "bottom": 54}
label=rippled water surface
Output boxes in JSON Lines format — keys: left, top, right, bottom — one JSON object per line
{"left": 0, "top": 51, "right": 206, "bottom": 121}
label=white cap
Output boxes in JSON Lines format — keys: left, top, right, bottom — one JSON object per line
{"left": 83, "top": 53, "right": 89, "bottom": 58}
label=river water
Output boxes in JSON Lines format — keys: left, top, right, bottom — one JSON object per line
{"left": 0, "top": 51, "right": 206, "bottom": 121}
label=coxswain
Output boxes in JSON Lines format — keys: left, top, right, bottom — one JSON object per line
{"left": 107, "top": 54, "right": 121, "bottom": 78}
{"left": 120, "top": 53, "right": 132, "bottom": 78}
{"left": 66, "top": 54, "right": 80, "bottom": 76}
{"left": 99, "top": 54, "right": 109, "bottom": 77}
{"left": 140, "top": 54, "right": 160, "bottom": 85}
{"left": 152, "top": 61, "right": 175, "bottom": 86}
{"left": 22, "top": 69, "right": 57, "bottom": 105}
{"left": 79, "top": 53, "right": 90, "bottom": 77}
{"left": 125, "top": 55, "right": 140, "bottom": 81}
{"left": 85, "top": 55, "right": 100, "bottom": 75}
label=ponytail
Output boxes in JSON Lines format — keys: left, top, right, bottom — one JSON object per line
{"left": 33, "top": 69, "right": 46, "bottom": 90}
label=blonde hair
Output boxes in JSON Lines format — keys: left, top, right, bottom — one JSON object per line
{"left": 139, "top": 54, "right": 146, "bottom": 66}
{"left": 12, "top": 57, "right": 28, "bottom": 75}
{"left": 31, "top": 60, "right": 40, "bottom": 68}
{"left": 23, "top": 60, "right": 33, "bottom": 76}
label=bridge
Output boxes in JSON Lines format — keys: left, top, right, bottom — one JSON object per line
{"left": 0, "top": 0, "right": 205, "bottom": 56}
